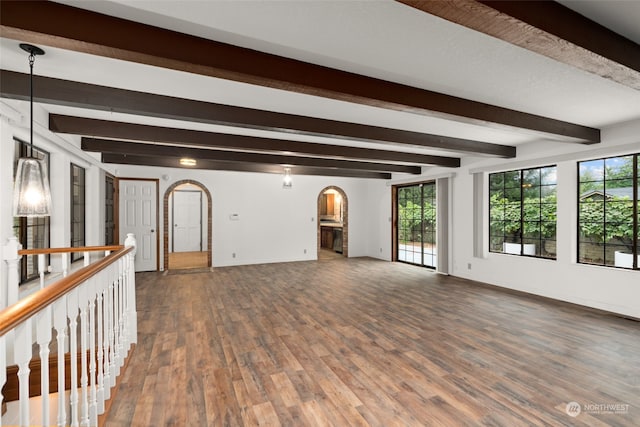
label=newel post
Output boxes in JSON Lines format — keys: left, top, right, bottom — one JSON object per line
{"left": 3, "top": 236, "right": 23, "bottom": 310}
{"left": 124, "top": 233, "right": 137, "bottom": 345}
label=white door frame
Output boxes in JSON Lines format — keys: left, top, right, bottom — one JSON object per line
{"left": 117, "top": 178, "right": 159, "bottom": 271}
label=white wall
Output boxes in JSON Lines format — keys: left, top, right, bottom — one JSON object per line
{"left": 364, "top": 180, "right": 392, "bottom": 261}
{"left": 112, "top": 165, "right": 375, "bottom": 268}
{"left": 450, "top": 119, "right": 640, "bottom": 319}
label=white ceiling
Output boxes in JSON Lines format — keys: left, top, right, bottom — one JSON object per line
{"left": 2, "top": 0, "right": 640, "bottom": 164}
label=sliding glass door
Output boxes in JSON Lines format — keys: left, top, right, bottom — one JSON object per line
{"left": 397, "top": 182, "right": 436, "bottom": 268}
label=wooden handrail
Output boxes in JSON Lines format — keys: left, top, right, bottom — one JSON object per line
{"left": 0, "top": 246, "right": 134, "bottom": 337}
{"left": 18, "top": 245, "right": 124, "bottom": 256}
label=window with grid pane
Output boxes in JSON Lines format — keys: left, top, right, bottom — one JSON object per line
{"left": 105, "top": 175, "right": 116, "bottom": 245}
{"left": 578, "top": 155, "right": 638, "bottom": 269}
{"left": 13, "top": 138, "right": 50, "bottom": 283}
{"left": 397, "top": 182, "right": 437, "bottom": 268}
{"left": 71, "top": 163, "right": 86, "bottom": 262}
{"left": 489, "top": 166, "right": 557, "bottom": 259}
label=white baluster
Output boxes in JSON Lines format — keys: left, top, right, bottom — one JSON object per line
{"left": 120, "top": 258, "right": 129, "bottom": 354}
{"left": 62, "top": 253, "right": 69, "bottom": 278}
{"left": 36, "top": 306, "right": 53, "bottom": 427}
{"left": 88, "top": 280, "right": 98, "bottom": 426}
{"left": 96, "top": 286, "right": 105, "bottom": 411}
{"left": 126, "top": 253, "right": 138, "bottom": 346}
{"left": 53, "top": 296, "right": 67, "bottom": 427}
{"left": 3, "top": 236, "right": 22, "bottom": 308}
{"left": 14, "top": 319, "right": 32, "bottom": 427}
{"left": 115, "top": 258, "right": 123, "bottom": 369}
{"left": 108, "top": 266, "right": 117, "bottom": 386}
{"left": 83, "top": 251, "right": 90, "bottom": 267}
{"left": 38, "top": 253, "right": 46, "bottom": 289}
{"left": 124, "top": 234, "right": 138, "bottom": 352}
{"left": 1, "top": 335, "right": 6, "bottom": 427}
{"left": 79, "top": 284, "right": 90, "bottom": 427}
{"left": 102, "top": 278, "right": 112, "bottom": 398}
{"left": 67, "top": 289, "right": 80, "bottom": 427}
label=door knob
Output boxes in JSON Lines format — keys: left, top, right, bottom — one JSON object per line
{"left": 150, "top": 229, "right": 155, "bottom": 233}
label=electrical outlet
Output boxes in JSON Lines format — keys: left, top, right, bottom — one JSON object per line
{"left": 304, "top": 249, "right": 307, "bottom": 254}
{"left": 380, "top": 248, "right": 383, "bottom": 253}
{"left": 467, "top": 263, "right": 472, "bottom": 270}
{"left": 232, "top": 253, "right": 236, "bottom": 258}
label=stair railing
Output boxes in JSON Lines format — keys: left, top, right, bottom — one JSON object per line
{"left": 0, "top": 234, "right": 137, "bottom": 427}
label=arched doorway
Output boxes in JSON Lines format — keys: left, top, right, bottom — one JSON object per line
{"left": 317, "top": 186, "right": 348, "bottom": 258}
{"left": 163, "top": 180, "right": 212, "bottom": 270}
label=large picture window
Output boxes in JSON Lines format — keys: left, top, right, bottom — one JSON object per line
{"left": 489, "top": 166, "right": 557, "bottom": 259}
{"left": 578, "top": 154, "right": 638, "bottom": 269}
{"left": 13, "top": 138, "right": 50, "bottom": 283}
{"left": 71, "top": 164, "right": 86, "bottom": 262}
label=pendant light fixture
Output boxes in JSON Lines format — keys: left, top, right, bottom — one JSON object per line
{"left": 13, "top": 43, "right": 52, "bottom": 217}
{"left": 283, "top": 167, "right": 293, "bottom": 189}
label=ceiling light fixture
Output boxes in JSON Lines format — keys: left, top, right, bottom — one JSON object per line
{"left": 283, "top": 167, "right": 293, "bottom": 189}
{"left": 180, "top": 157, "right": 196, "bottom": 167}
{"left": 13, "top": 43, "right": 52, "bottom": 217}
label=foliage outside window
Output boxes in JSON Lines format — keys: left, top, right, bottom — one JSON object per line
{"left": 71, "top": 164, "right": 86, "bottom": 262}
{"left": 13, "top": 138, "right": 50, "bottom": 283}
{"left": 489, "top": 166, "right": 557, "bottom": 259}
{"left": 578, "top": 155, "right": 638, "bottom": 269}
{"left": 397, "top": 183, "right": 436, "bottom": 267}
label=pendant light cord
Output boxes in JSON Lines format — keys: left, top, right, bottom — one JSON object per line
{"left": 29, "top": 51, "right": 35, "bottom": 158}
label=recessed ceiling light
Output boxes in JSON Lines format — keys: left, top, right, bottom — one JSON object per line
{"left": 180, "top": 158, "right": 196, "bottom": 166}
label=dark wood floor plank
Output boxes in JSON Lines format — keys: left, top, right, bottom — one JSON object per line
{"left": 106, "top": 259, "right": 640, "bottom": 425}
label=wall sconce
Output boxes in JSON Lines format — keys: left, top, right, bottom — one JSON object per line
{"left": 13, "top": 44, "right": 52, "bottom": 217}
{"left": 180, "top": 158, "right": 196, "bottom": 167}
{"left": 283, "top": 167, "right": 293, "bottom": 189}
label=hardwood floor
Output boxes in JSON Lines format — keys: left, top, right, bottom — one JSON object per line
{"left": 106, "top": 258, "right": 640, "bottom": 426}
{"left": 168, "top": 251, "right": 208, "bottom": 270}
{"left": 318, "top": 248, "right": 344, "bottom": 261}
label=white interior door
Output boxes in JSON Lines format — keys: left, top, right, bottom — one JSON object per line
{"left": 119, "top": 179, "right": 157, "bottom": 272}
{"left": 172, "top": 190, "right": 202, "bottom": 252}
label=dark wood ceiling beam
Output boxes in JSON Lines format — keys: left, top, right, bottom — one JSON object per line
{"left": 101, "top": 153, "right": 392, "bottom": 180}
{"left": 52, "top": 115, "right": 460, "bottom": 167}
{"left": 0, "top": 71, "right": 515, "bottom": 158}
{"left": 82, "top": 137, "right": 422, "bottom": 174}
{"left": 398, "top": 0, "right": 640, "bottom": 90}
{"left": 0, "top": 0, "right": 598, "bottom": 143}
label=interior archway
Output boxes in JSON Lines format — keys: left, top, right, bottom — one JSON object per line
{"left": 163, "top": 180, "right": 212, "bottom": 270}
{"left": 317, "top": 186, "right": 348, "bottom": 258}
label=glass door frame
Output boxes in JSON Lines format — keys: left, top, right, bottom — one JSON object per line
{"left": 393, "top": 181, "right": 437, "bottom": 269}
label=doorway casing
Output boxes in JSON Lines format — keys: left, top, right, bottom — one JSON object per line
{"left": 317, "top": 186, "right": 348, "bottom": 257}
{"left": 163, "top": 179, "right": 212, "bottom": 270}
